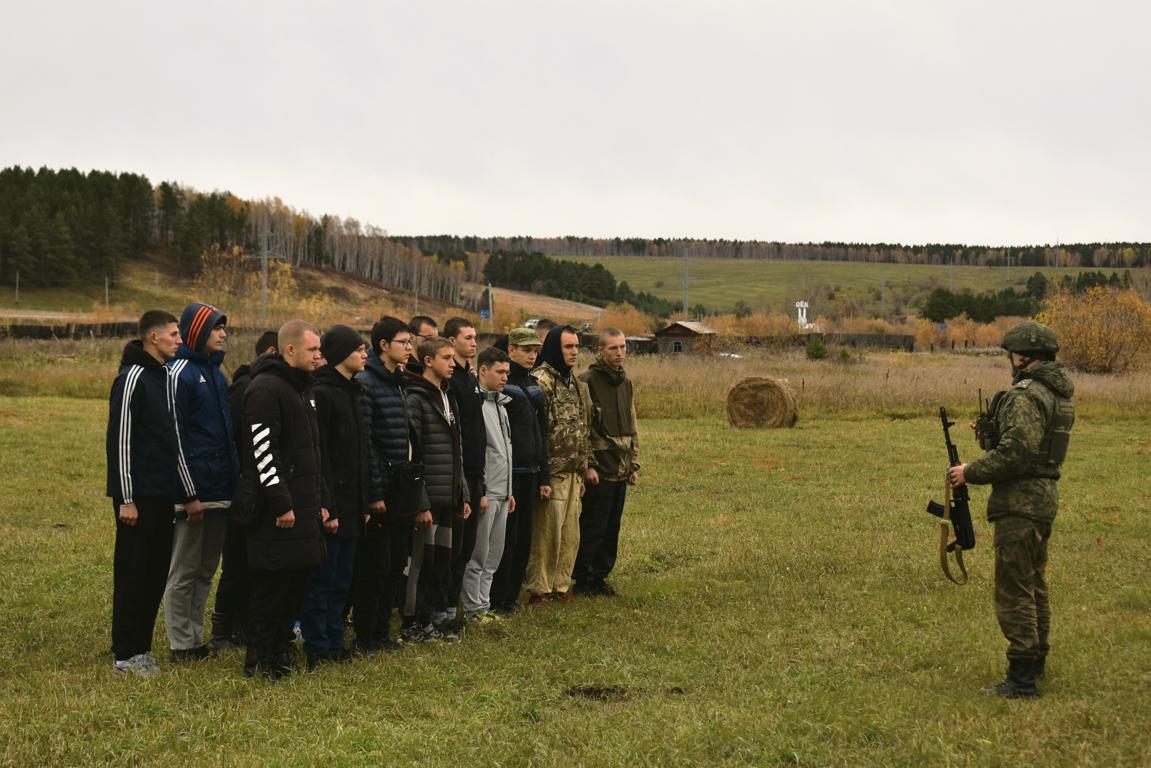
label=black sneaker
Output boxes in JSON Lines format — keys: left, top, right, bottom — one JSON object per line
{"left": 401, "top": 622, "right": 430, "bottom": 644}
{"left": 431, "top": 622, "right": 458, "bottom": 643}
{"left": 595, "top": 581, "right": 618, "bottom": 597}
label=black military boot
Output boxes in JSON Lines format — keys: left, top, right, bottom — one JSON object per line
{"left": 208, "top": 611, "right": 235, "bottom": 652}
{"left": 1034, "top": 655, "right": 1046, "bottom": 680}
{"left": 243, "top": 645, "right": 261, "bottom": 678}
{"left": 979, "top": 658, "right": 1039, "bottom": 699}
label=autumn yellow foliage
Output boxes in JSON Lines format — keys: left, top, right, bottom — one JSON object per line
{"left": 1039, "top": 288, "right": 1151, "bottom": 373}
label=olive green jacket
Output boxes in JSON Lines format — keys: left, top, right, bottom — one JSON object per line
{"left": 579, "top": 357, "right": 639, "bottom": 481}
{"left": 964, "top": 362, "right": 1075, "bottom": 523}
{"left": 531, "top": 362, "right": 593, "bottom": 478}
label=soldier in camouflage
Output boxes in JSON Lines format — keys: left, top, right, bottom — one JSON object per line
{"left": 525, "top": 325, "right": 593, "bottom": 603}
{"left": 949, "top": 321, "right": 1075, "bottom": 699}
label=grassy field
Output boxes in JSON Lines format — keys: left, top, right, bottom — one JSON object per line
{"left": 565, "top": 256, "right": 1150, "bottom": 316}
{"left": 1, "top": 351, "right": 1149, "bottom": 765}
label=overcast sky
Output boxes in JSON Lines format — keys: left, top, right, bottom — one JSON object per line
{"left": 1, "top": 0, "right": 1147, "bottom": 245}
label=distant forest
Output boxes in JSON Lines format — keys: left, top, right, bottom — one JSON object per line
{"left": 393, "top": 235, "right": 1151, "bottom": 270}
{"left": 0, "top": 167, "right": 467, "bottom": 304}
{"left": 4, "top": 166, "right": 1149, "bottom": 317}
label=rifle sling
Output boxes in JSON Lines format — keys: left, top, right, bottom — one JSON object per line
{"left": 939, "top": 479, "right": 969, "bottom": 585}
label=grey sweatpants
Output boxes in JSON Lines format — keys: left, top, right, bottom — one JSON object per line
{"left": 461, "top": 497, "right": 509, "bottom": 615}
{"left": 164, "top": 515, "right": 227, "bottom": 650}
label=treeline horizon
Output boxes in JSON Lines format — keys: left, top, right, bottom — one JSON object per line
{"left": 392, "top": 235, "right": 1151, "bottom": 270}
{"left": 0, "top": 166, "right": 467, "bottom": 305}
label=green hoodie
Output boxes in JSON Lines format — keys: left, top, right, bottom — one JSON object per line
{"left": 579, "top": 356, "right": 640, "bottom": 481}
{"left": 964, "top": 361, "right": 1075, "bottom": 522}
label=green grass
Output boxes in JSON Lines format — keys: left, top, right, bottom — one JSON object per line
{"left": 1, "top": 396, "right": 1148, "bottom": 766}
{"left": 566, "top": 255, "right": 1149, "bottom": 315}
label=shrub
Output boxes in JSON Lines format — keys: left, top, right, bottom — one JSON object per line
{"left": 805, "top": 335, "right": 828, "bottom": 361}
{"left": 1039, "top": 287, "right": 1151, "bottom": 373}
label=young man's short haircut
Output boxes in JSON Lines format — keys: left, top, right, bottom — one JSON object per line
{"left": 598, "top": 327, "right": 625, "bottom": 345}
{"left": 535, "top": 318, "right": 556, "bottom": 332}
{"left": 371, "top": 316, "right": 409, "bottom": 354}
{"left": 477, "top": 346, "right": 510, "bottom": 369}
{"left": 442, "top": 316, "right": 475, "bottom": 340}
{"left": 139, "top": 310, "right": 178, "bottom": 339}
{"left": 278, "top": 319, "right": 318, "bottom": 352}
{"left": 255, "top": 330, "right": 279, "bottom": 356}
{"left": 418, "top": 336, "right": 452, "bottom": 366}
{"left": 409, "top": 315, "right": 438, "bottom": 334}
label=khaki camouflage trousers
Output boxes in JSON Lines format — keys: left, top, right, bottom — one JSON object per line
{"left": 525, "top": 471, "right": 582, "bottom": 596}
{"left": 993, "top": 515, "right": 1052, "bottom": 662}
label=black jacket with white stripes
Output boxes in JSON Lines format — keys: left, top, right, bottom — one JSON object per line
{"left": 105, "top": 340, "right": 198, "bottom": 505}
{"left": 241, "top": 353, "right": 326, "bottom": 571}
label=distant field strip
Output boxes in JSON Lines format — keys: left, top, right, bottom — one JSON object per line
{"left": 564, "top": 256, "right": 1146, "bottom": 313}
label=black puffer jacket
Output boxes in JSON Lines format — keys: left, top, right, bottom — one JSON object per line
{"left": 357, "top": 351, "right": 411, "bottom": 505}
{"left": 448, "top": 362, "right": 486, "bottom": 484}
{"left": 314, "top": 365, "right": 368, "bottom": 540}
{"left": 505, "top": 360, "right": 549, "bottom": 485}
{"left": 242, "top": 354, "right": 326, "bottom": 570}
{"left": 404, "top": 371, "right": 468, "bottom": 510}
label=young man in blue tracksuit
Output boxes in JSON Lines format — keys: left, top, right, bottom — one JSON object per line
{"left": 106, "top": 310, "right": 199, "bottom": 676}
{"left": 164, "top": 302, "right": 239, "bottom": 661}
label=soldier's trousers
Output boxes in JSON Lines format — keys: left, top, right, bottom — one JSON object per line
{"left": 993, "top": 515, "right": 1052, "bottom": 662}
{"left": 526, "top": 471, "right": 582, "bottom": 596}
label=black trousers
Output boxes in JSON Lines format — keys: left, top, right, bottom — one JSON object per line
{"left": 573, "top": 478, "right": 628, "bottom": 585}
{"left": 111, "top": 496, "right": 174, "bottom": 660}
{"left": 491, "top": 473, "right": 536, "bottom": 608}
{"left": 211, "top": 517, "right": 250, "bottom": 636}
{"left": 246, "top": 567, "right": 310, "bottom": 652}
{"left": 448, "top": 474, "right": 484, "bottom": 613}
{"left": 351, "top": 517, "right": 410, "bottom": 642}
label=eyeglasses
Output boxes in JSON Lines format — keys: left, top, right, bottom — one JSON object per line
{"left": 392, "top": 338, "right": 414, "bottom": 346}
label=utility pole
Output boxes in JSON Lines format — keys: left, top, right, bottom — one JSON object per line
{"left": 487, "top": 282, "right": 494, "bottom": 332}
{"left": 260, "top": 219, "right": 269, "bottom": 325}
{"left": 682, "top": 247, "right": 689, "bottom": 317}
{"left": 154, "top": 269, "right": 160, "bottom": 299}
{"left": 105, "top": 275, "right": 110, "bottom": 307}
{"left": 14, "top": 271, "right": 18, "bottom": 305}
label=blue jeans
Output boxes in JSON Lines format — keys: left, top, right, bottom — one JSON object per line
{"left": 300, "top": 537, "right": 357, "bottom": 657}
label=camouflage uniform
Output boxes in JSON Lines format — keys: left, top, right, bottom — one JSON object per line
{"left": 965, "top": 360, "right": 1074, "bottom": 674}
{"left": 525, "top": 361, "right": 592, "bottom": 596}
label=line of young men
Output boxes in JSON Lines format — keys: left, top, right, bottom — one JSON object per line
{"left": 106, "top": 307, "right": 639, "bottom": 679}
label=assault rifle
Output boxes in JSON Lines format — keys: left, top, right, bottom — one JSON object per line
{"left": 926, "top": 406, "right": 976, "bottom": 584}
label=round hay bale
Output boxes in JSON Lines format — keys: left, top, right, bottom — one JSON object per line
{"left": 726, "top": 376, "right": 798, "bottom": 429}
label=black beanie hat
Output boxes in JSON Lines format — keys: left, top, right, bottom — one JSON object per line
{"left": 321, "top": 325, "right": 364, "bottom": 365}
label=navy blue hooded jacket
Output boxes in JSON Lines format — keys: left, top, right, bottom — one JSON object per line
{"left": 106, "top": 340, "right": 198, "bottom": 505}
{"left": 505, "top": 360, "right": 549, "bottom": 486}
{"left": 167, "top": 302, "right": 238, "bottom": 514}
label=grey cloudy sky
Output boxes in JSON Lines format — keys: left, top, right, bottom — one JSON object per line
{"left": 1, "top": 0, "right": 1147, "bottom": 245}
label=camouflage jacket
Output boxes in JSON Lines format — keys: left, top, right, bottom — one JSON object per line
{"left": 531, "top": 361, "right": 592, "bottom": 478}
{"left": 964, "top": 362, "right": 1075, "bottom": 523}
{"left": 579, "top": 357, "right": 639, "bottom": 481}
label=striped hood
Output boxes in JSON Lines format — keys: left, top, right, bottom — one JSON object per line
{"left": 178, "top": 302, "right": 227, "bottom": 354}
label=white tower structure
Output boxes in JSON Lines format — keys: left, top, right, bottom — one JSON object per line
{"left": 795, "top": 300, "right": 810, "bottom": 329}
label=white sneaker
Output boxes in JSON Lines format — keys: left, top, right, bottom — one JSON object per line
{"left": 140, "top": 653, "right": 161, "bottom": 675}
{"left": 113, "top": 653, "right": 159, "bottom": 677}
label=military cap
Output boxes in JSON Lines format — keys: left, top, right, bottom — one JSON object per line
{"left": 508, "top": 327, "right": 543, "bottom": 347}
